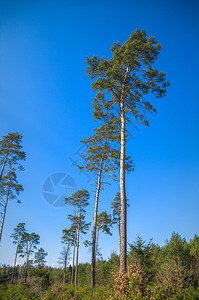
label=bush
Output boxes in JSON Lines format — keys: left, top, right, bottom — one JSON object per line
{"left": 43, "top": 284, "right": 115, "bottom": 299}
{"left": 0, "top": 281, "right": 39, "bottom": 300}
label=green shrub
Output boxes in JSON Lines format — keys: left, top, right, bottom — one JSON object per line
{"left": 0, "top": 281, "right": 39, "bottom": 300}
{"left": 171, "top": 285, "right": 199, "bottom": 300}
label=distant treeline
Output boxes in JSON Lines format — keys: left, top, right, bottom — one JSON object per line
{"left": 0, "top": 232, "right": 199, "bottom": 299}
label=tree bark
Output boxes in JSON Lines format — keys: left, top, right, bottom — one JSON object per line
{"left": 120, "top": 66, "right": 129, "bottom": 273}
{"left": 71, "top": 229, "right": 77, "bottom": 284}
{"left": 118, "top": 217, "right": 121, "bottom": 250}
{"left": 75, "top": 203, "right": 81, "bottom": 286}
{"left": 0, "top": 150, "right": 9, "bottom": 181}
{"left": 63, "top": 240, "right": 70, "bottom": 285}
{"left": 0, "top": 186, "right": 10, "bottom": 242}
{"left": 91, "top": 141, "right": 106, "bottom": 289}
{"left": 95, "top": 227, "right": 100, "bottom": 261}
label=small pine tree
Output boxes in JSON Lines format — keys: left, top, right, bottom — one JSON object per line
{"left": 34, "top": 248, "right": 48, "bottom": 268}
{"left": 65, "top": 189, "right": 90, "bottom": 286}
{"left": 10, "top": 222, "right": 26, "bottom": 282}
{"left": 61, "top": 225, "right": 76, "bottom": 284}
{"left": 18, "top": 232, "right": 40, "bottom": 282}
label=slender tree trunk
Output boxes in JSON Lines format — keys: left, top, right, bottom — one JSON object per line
{"left": 0, "top": 150, "right": 9, "bottom": 181}
{"left": 71, "top": 229, "right": 77, "bottom": 284}
{"left": 120, "top": 99, "right": 127, "bottom": 272}
{"left": 11, "top": 234, "right": 20, "bottom": 283}
{"left": 25, "top": 253, "right": 29, "bottom": 283}
{"left": 120, "top": 67, "right": 129, "bottom": 273}
{"left": 63, "top": 258, "right": 66, "bottom": 285}
{"left": 91, "top": 140, "right": 106, "bottom": 289}
{"left": 75, "top": 203, "right": 81, "bottom": 286}
{"left": 13, "top": 243, "right": 19, "bottom": 269}
{"left": 0, "top": 186, "right": 10, "bottom": 242}
{"left": 118, "top": 217, "right": 121, "bottom": 250}
{"left": 63, "top": 240, "right": 70, "bottom": 285}
{"left": 95, "top": 227, "right": 100, "bottom": 261}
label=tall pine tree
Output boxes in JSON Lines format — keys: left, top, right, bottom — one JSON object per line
{"left": 86, "top": 29, "right": 169, "bottom": 273}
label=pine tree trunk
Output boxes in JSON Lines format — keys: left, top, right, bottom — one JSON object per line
{"left": 0, "top": 186, "right": 10, "bottom": 242}
{"left": 25, "top": 253, "right": 29, "bottom": 283}
{"left": 11, "top": 234, "right": 20, "bottom": 283}
{"left": 71, "top": 229, "right": 77, "bottom": 284}
{"left": 91, "top": 141, "right": 106, "bottom": 289}
{"left": 0, "top": 150, "right": 9, "bottom": 181}
{"left": 75, "top": 203, "right": 81, "bottom": 286}
{"left": 118, "top": 217, "right": 121, "bottom": 250}
{"left": 63, "top": 240, "right": 70, "bottom": 285}
{"left": 120, "top": 67, "right": 129, "bottom": 273}
{"left": 13, "top": 244, "right": 19, "bottom": 269}
{"left": 120, "top": 102, "right": 127, "bottom": 272}
{"left": 95, "top": 227, "right": 100, "bottom": 261}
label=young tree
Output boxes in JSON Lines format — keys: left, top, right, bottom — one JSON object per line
{"left": 0, "top": 170, "right": 23, "bottom": 242}
{"left": 128, "top": 236, "right": 154, "bottom": 275}
{"left": 34, "top": 248, "right": 48, "bottom": 268}
{"left": 18, "top": 232, "right": 40, "bottom": 282}
{"left": 10, "top": 222, "right": 26, "bottom": 282}
{"left": 86, "top": 29, "right": 170, "bottom": 272}
{"left": 189, "top": 234, "right": 199, "bottom": 283}
{"left": 162, "top": 232, "right": 190, "bottom": 266}
{"left": 65, "top": 189, "right": 90, "bottom": 286}
{"left": 0, "top": 132, "right": 26, "bottom": 181}
{"left": 79, "top": 120, "right": 133, "bottom": 288}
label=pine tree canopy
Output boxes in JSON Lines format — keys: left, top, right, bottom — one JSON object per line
{"left": 86, "top": 29, "right": 170, "bottom": 127}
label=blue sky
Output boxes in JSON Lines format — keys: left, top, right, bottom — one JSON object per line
{"left": 0, "top": 0, "right": 198, "bottom": 267}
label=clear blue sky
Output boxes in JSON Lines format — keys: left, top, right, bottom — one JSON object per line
{"left": 0, "top": 0, "right": 198, "bottom": 267}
